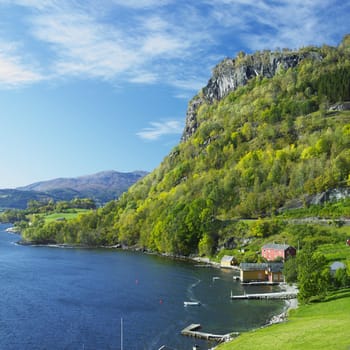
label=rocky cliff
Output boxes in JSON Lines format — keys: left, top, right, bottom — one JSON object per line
{"left": 182, "top": 50, "right": 322, "bottom": 141}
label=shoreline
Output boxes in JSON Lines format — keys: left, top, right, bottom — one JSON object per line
{"left": 213, "top": 285, "right": 298, "bottom": 349}
{"left": 14, "top": 237, "right": 222, "bottom": 267}
{"left": 266, "top": 284, "right": 298, "bottom": 326}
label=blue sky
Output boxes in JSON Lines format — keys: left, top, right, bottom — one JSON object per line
{"left": 0, "top": 0, "right": 349, "bottom": 188}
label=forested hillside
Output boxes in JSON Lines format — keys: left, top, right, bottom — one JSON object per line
{"left": 20, "top": 35, "right": 350, "bottom": 255}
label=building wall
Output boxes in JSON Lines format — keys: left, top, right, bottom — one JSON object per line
{"left": 262, "top": 247, "right": 296, "bottom": 261}
{"left": 220, "top": 256, "right": 236, "bottom": 268}
{"left": 262, "top": 248, "right": 284, "bottom": 261}
{"left": 240, "top": 270, "right": 267, "bottom": 282}
{"left": 221, "top": 261, "right": 233, "bottom": 268}
{"left": 268, "top": 272, "right": 284, "bottom": 282}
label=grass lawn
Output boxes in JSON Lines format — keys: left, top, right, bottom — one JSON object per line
{"left": 217, "top": 289, "right": 350, "bottom": 350}
{"left": 318, "top": 243, "right": 350, "bottom": 261}
{"left": 317, "top": 243, "right": 350, "bottom": 270}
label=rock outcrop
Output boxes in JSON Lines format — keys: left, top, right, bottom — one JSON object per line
{"left": 181, "top": 50, "right": 322, "bottom": 141}
{"left": 279, "top": 188, "right": 350, "bottom": 212}
{"left": 306, "top": 188, "right": 350, "bottom": 206}
{"left": 329, "top": 101, "right": 350, "bottom": 111}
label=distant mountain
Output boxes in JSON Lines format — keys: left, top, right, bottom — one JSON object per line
{"left": 0, "top": 189, "right": 53, "bottom": 210}
{"left": 0, "top": 170, "right": 148, "bottom": 209}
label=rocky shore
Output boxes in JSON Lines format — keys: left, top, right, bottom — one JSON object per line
{"left": 267, "top": 284, "right": 298, "bottom": 326}
{"left": 213, "top": 283, "right": 298, "bottom": 349}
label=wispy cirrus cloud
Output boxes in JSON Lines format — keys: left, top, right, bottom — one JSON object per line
{"left": 111, "top": 0, "right": 172, "bottom": 9}
{"left": 0, "top": 43, "right": 43, "bottom": 87}
{"left": 136, "top": 120, "right": 183, "bottom": 141}
{"left": 0, "top": 0, "right": 348, "bottom": 90}
{"left": 208, "top": 0, "right": 349, "bottom": 51}
{"left": 20, "top": 1, "right": 200, "bottom": 85}
{"left": 31, "top": 10, "right": 140, "bottom": 80}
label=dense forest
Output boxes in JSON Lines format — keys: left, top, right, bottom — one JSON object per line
{"left": 14, "top": 35, "right": 350, "bottom": 256}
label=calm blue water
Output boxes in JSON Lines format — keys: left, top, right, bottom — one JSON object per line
{"left": 0, "top": 224, "right": 284, "bottom": 349}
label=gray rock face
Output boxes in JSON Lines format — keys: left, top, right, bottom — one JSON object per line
{"left": 306, "top": 188, "right": 350, "bottom": 206}
{"left": 279, "top": 188, "right": 350, "bottom": 213}
{"left": 182, "top": 96, "right": 204, "bottom": 143}
{"left": 329, "top": 101, "right": 350, "bottom": 111}
{"left": 325, "top": 188, "right": 350, "bottom": 202}
{"left": 181, "top": 50, "right": 322, "bottom": 141}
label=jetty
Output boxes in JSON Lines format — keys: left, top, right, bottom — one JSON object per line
{"left": 230, "top": 291, "right": 298, "bottom": 300}
{"left": 181, "top": 324, "right": 239, "bottom": 342}
{"left": 240, "top": 281, "right": 279, "bottom": 286}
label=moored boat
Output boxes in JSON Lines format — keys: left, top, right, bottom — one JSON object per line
{"left": 184, "top": 301, "right": 201, "bottom": 306}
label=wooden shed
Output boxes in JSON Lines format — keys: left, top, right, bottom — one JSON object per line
{"left": 266, "top": 262, "right": 285, "bottom": 282}
{"left": 220, "top": 255, "right": 237, "bottom": 268}
{"left": 239, "top": 263, "right": 268, "bottom": 282}
{"left": 239, "top": 262, "right": 284, "bottom": 283}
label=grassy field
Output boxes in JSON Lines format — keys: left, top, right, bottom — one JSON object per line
{"left": 319, "top": 243, "right": 350, "bottom": 262}
{"left": 217, "top": 289, "right": 350, "bottom": 350}
{"left": 42, "top": 209, "right": 90, "bottom": 223}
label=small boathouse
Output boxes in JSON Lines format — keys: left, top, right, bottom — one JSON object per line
{"left": 239, "top": 262, "right": 284, "bottom": 283}
{"left": 220, "top": 255, "right": 237, "bottom": 268}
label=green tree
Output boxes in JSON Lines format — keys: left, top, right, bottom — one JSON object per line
{"left": 198, "top": 233, "right": 215, "bottom": 256}
{"left": 333, "top": 268, "right": 349, "bottom": 288}
{"left": 283, "top": 257, "right": 298, "bottom": 283}
{"left": 297, "top": 244, "right": 330, "bottom": 304}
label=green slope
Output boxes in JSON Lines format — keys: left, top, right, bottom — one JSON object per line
{"left": 217, "top": 289, "right": 350, "bottom": 350}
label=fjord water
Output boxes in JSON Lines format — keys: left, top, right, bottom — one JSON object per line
{"left": 0, "top": 224, "right": 284, "bottom": 349}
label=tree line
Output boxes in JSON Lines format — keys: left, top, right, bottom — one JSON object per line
{"left": 283, "top": 243, "right": 349, "bottom": 304}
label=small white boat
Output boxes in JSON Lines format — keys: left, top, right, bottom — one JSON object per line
{"left": 184, "top": 301, "right": 201, "bottom": 307}
{"left": 212, "top": 276, "right": 220, "bottom": 281}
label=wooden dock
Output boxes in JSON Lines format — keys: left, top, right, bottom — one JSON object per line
{"left": 241, "top": 281, "right": 279, "bottom": 286}
{"left": 230, "top": 291, "right": 297, "bottom": 300}
{"left": 181, "top": 324, "right": 239, "bottom": 342}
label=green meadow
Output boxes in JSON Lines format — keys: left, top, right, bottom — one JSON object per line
{"left": 41, "top": 209, "right": 89, "bottom": 223}
{"left": 217, "top": 289, "right": 350, "bottom": 350}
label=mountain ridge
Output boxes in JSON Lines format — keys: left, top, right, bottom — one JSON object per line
{"left": 17, "top": 170, "right": 148, "bottom": 192}
{"left": 0, "top": 170, "right": 148, "bottom": 209}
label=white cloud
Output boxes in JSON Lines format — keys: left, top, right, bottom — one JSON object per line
{"left": 0, "top": 43, "right": 43, "bottom": 87}
{"left": 142, "top": 34, "right": 186, "bottom": 56}
{"left": 171, "top": 78, "right": 205, "bottom": 92}
{"left": 21, "top": 2, "right": 197, "bottom": 85}
{"left": 128, "top": 71, "right": 158, "bottom": 84}
{"left": 0, "top": 0, "right": 348, "bottom": 90}
{"left": 141, "top": 16, "right": 169, "bottom": 32}
{"left": 30, "top": 11, "right": 140, "bottom": 79}
{"left": 111, "top": 0, "right": 172, "bottom": 9}
{"left": 136, "top": 120, "right": 183, "bottom": 141}
{"left": 208, "top": 0, "right": 342, "bottom": 51}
